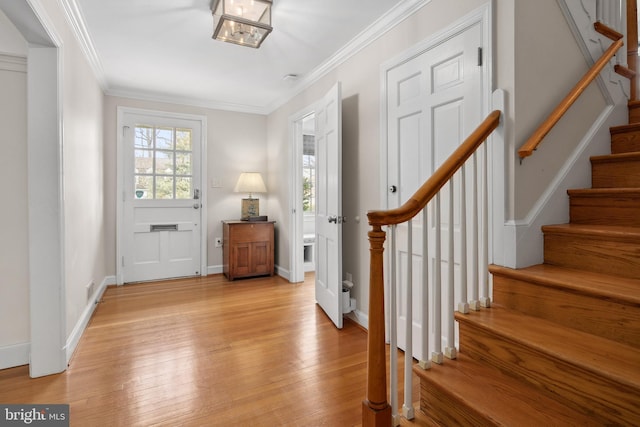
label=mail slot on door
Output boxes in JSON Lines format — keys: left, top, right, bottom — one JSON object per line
{"left": 150, "top": 224, "right": 178, "bottom": 232}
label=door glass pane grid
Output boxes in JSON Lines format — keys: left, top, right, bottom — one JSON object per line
{"left": 134, "top": 126, "right": 193, "bottom": 200}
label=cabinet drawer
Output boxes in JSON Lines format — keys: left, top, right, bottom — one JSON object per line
{"left": 229, "top": 223, "right": 273, "bottom": 243}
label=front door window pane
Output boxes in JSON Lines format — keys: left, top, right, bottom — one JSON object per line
{"left": 133, "top": 125, "right": 193, "bottom": 199}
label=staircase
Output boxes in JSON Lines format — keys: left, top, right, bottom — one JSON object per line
{"left": 414, "top": 102, "right": 640, "bottom": 426}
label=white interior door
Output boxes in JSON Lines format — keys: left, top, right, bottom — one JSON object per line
{"left": 386, "top": 22, "right": 484, "bottom": 359}
{"left": 120, "top": 111, "right": 203, "bottom": 283}
{"left": 315, "top": 82, "right": 343, "bottom": 329}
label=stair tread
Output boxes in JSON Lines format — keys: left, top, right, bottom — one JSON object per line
{"left": 610, "top": 122, "right": 640, "bottom": 134}
{"left": 455, "top": 306, "right": 640, "bottom": 388}
{"left": 567, "top": 187, "right": 640, "bottom": 196}
{"left": 415, "top": 353, "right": 600, "bottom": 426}
{"left": 489, "top": 264, "right": 640, "bottom": 306}
{"left": 591, "top": 151, "right": 640, "bottom": 162}
{"left": 542, "top": 223, "right": 640, "bottom": 239}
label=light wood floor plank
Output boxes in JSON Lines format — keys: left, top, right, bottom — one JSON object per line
{"left": 0, "top": 273, "right": 417, "bottom": 426}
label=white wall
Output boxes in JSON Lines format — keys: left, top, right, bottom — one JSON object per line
{"left": 0, "top": 9, "right": 29, "bottom": 366}
{"left": 103, "top": 96, "right": 268, "bottom": 273}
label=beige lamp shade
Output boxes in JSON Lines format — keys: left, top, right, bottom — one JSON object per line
{"left": 234, "top": 172, "right": 267, "bottom": 197}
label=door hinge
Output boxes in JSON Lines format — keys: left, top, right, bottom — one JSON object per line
{"left": 477, "top": 47, "right": 483, "bottom": 66}
{"left": 121, "top": 256, "right": 124, "bottom": 267}
{"left": 122, "top": 125, "right": 130, "bottom": 136}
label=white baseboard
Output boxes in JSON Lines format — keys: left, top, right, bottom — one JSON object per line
{"left": 347, "top": 309, "right": 368, "bottom": 330}
{"left": 275, "top": 265, "right": 290, "bottom": 281}
{"left": 207, "top": 265, "right": 223, "bottom": 275}
{"left": 65, "top": 275, "right": 110, "bottom": 363}
{"left": 0, "top": 342, "right": 30, "bottom": 370}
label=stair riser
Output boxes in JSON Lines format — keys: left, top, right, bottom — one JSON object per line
{"left": 628, "top": 104, "right": 640, "bottom": 123}
{"left": 458, "top": 321, "right": 640, "bottom": 425}
{"left": 611, "top": 130, "right": 640, "bottom": 154}
{"left": 591, "top": 159, "right": 640, "bottom": 188}
{"left": 492, "top": 275, "right": 640, "bottom": 348}
{"left": 544, "top": 233, "right": 640, "bottom": 279}
{"left": 569, "top": 195, "right": 640, "bottom": 226}
{"left": 419, "top": 381, "right": 490, "bottom": 427}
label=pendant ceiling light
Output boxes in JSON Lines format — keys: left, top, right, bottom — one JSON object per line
{"left": 211, "top": 0, "right": 273, "bottom": 48}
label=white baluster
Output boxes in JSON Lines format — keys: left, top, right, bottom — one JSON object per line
{"left": 480, "top": 144, "right": 491, "bottom": 308}
{"left": 458, "top": 165, "right": 469, "bottom": 314}
{"left": 389, "top": 225, "right": 399, "bottom": 426}
{"left": 469, "top": 153, "right": 480, "bottom": 311}
{"left": 402, "top": 221, "right": 414, "bottom": 420}
{"left": 445, "top": 181, "right": 457, "bottom": 359}
{"left": 432, "top": 194, "right": 443, "bottom": 364}
{"left": 418, "top": 209, "right": 431, "bottom": 370}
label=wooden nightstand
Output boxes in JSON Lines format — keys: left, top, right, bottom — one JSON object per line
{"left": 222, "top": 220, "right": 275, "bottom": 280}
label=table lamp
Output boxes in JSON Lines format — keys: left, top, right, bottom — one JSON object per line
{"left": 234, "top": 172, "right": 267, "bottom": 219}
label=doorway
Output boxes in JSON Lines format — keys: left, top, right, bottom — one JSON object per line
{"left": 301, "top": 114, "right": 316, "bottom": 273}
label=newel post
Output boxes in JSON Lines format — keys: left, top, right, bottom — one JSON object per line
{"left": 362, "top": 224, "right": 392, "bottom": 427}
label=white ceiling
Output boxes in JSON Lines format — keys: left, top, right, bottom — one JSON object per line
{"left": 72, "top": 0, "right": 413, "bottom": 114}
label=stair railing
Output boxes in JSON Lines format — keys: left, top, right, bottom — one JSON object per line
{"left": 518, "top": 19, "right": 630, "bottom": 159}
{"left": 362, "top": 110, "right": 501, "bottom": 427}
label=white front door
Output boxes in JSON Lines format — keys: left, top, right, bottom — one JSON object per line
{"left": 315, "top": 82, "right": 343, "bottom": 329}
{"left": 385, "top": 21, "right": 486, "bottom": 360}
{"left": 119, "top": 110, "right": 204, "bottom": 283}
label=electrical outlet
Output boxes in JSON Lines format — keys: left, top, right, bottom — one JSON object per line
{"left": 215, "top": 237, "right": 222, "bottom": 247}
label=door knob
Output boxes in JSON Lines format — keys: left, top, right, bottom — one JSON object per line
{"left": 389, "top": 185, "right": 397, "bottom": 193}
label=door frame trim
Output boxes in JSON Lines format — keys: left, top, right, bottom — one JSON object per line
{"left": 116, "top": 107, "right": 208, "bottom": 284}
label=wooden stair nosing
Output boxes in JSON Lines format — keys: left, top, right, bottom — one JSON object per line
{"left": 567, "top": 187, "right": 640, "bottom": 197}
{"left": 590, "top": 151, "right": 640, "bottom": 163}
{"left": 414, "top": 353, "right": 600, "bottom": 427}
{"left": 610, "top": 122, "right": 640, "bottom": 135}
{"left": 489, "top": 264, "right": 640, "bottom": 306}
{"left": 454, "top": 307, "right": 640, "bottom": 390}
{"left": 541, "top": 223, "right": 640, "bottom": 242}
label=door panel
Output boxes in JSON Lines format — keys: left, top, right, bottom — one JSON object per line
{"left": 386, "top": 23, "right": 483, "bottom": 360}
{"left": 315, "top": 82, "right": 343, "bottom": 329}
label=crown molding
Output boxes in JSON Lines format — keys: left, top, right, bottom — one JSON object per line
{"left": 105, "top": 88, "right": 271, "bottom": 115}
{"left": 59, "top": 0, "right": 108, "bottom": 89}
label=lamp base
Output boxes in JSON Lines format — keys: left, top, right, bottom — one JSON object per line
{"left": 241, "top": 198, "right": 259, "bottom": 219}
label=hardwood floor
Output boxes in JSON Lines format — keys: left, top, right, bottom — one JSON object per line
{"left": 0, "top": 273, "right": 416, "bottom": 426}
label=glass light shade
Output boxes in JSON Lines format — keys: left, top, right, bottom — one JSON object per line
{"left": 212, "top": 0, "right": 273, "bottom": 48}
{"left": 234, "top": 172, "right": 267, "bottom": 196}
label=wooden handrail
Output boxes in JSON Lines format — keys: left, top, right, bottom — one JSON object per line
{"left": 362, "top": 110, "right": 501, "bottom": 427}
{"left": 518, "top": 25, "right": 624, "bottom": 159}
{"left": 367, "top": 110, "right": 501, "bottom": 227}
